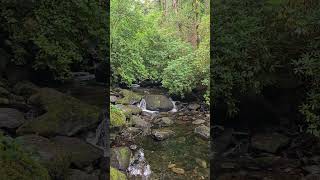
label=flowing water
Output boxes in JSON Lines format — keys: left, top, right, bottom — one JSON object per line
{"left": 132, "top": 89, "right": 210, "bottom": 180}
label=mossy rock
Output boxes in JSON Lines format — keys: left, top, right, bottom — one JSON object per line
{"left": 144, "top": 95, "right": 173, "bottom": 112}
{"left": 13, "top": 81, "right": 39, "bottom": 98}
{"left": 110, "top": 105, "right": 126, "bottom": 127}
{"left": 116, "top": 105, "right": 142, "bottom": 118}
{"left": 116, "top": 89, "right": 142, "bottom": 105}
{"left": 15, "top": 135, "right": 71, "bottom": 179}
{"left": 0, "top": 135, "right": 51, "bottom": 180}
{"left": 51, "top": 136, "right": 103, "bottom": 168}
{"left": 110, "top": 146, "right": 132, "bottom": 171}
{"left": 16, "top": 88, "right": 100, "bottom": 136}
{"left": 110, "top": 167, "right": 127, "bottom": 180}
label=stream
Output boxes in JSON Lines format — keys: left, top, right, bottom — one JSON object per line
{"left": 112, "top": 86, "right": 210, "bottom": 180}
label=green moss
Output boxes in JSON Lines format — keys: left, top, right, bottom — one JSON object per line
{"left": 110, "top": 167, "right": 127, "bottom": 180}
{"left": 17, "top": 88, "right": 100, "bottom": 136}
{"left": 110, "top": 105, "right": 126, "bottom": 127}
{"left": 0, "top": 135, "right": 50, "bottom": 180}
{"left": 116, "top": 90, "right": 142, "bottom": 105}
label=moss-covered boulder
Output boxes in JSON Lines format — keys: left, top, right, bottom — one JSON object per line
{"left": 13, "top": 81, "right": 39, "bottom": 98}
{"left": 0, "top": 135, "right": 50, "bottom": 180}
{"left": 116, "top": 89, "right": 142, "bottom": 105}
{"left": 144, "top": 95, "right": 173, "bottom": 112}
{"left": 110, "top": 105, "right": 126, "bottom": 127}
{"left": 16, "top": 88, "right": 100, "bottom": 136}
{"left": 110, "top": 146, "right": 132, "bottom": 171}
{"left": 51, "top": 136, "right": 103, "bottom": 168}
{"left": 116, "top": 104, "right": 142, "bottom": 118}
{"left": 110, "top": 167, "right": 127, "bottom": 180}
{"left": 15, "top": 135, "right": 71, "bottom": 179}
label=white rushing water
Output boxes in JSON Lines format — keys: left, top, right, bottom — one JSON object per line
{"left": 127, "top": 148, "right": 152, "bottom": 180}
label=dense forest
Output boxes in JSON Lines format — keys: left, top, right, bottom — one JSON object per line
{"left": 111, "top": 0, "right": 210, "bottom": 103}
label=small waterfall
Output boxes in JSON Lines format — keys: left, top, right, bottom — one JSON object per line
{"left": 138, "top": 99, "right": 159, "bottom": 114}
{"left": 169, "top": 98, "right": 178, "bottom": 113}
{"left": 127, "top": 148, "right": 152, "bottom": 180}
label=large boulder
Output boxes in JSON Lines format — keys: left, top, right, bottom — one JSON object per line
{"left": 51, "top": 136, "right": 103, "bottom": 168}
{"left": 15, "top": 135, "right": 70, "bottom": 179}
{"left": 110, "top": 146, "right": 132, "bottom": 171}
{"left": 0, "top": 108, "right": 25, "bottom": 128}
{"left": 16, "top": 88, "right": 100, "bottom": 136}
{"left": 131, "top": 115, "right": 151, "bottom": 129}
{"left": 144, "top": 95, "right": 173, "bottom": 112}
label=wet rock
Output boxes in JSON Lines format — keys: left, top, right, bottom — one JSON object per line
{"left": 153, "top": 117, "right": 174, "bottom": 127}
{"left": 17, "top": 88, "right": 100, "bottom": 136}
{"left": 116, "top": 89, "right": 142, "bottom": 105}
{"left": 131, "top": 115, "right": 151, "bottom": 129}
{"left": 110, "top": 95, "right": 118, "bottom": 103}
{"left": 15, "top": 135, "right": 70, "bottom": 176}
{"left": 144, "top": 95, "right": 173, "bottom": 112}
{"left": 171, "top": 167, "right": 185, "bottom": 174}
{"left": 51, "top": 136, "right": 103, "bottom": 168}
{"left": 192, "top": 119, "right": 205, "bottom": 125}
{"left": 0, "top": 108, "right": 25, "bottom": 128}
{"left": 110, "top": 166, "right": 127, "bottom": 180}
{"left": 111, "top": 146, "right": 132, "bottom": 171}
{"left": 151, "top": 128, "right": 175, "bottom": 141}
{"left": 188, "top": 103, "right": 200, "bottom": 110}
{"left": 194, "top": 125, "right": 210, "bottom": 139}
{"left": 68, "top": 169, "right": 99, "bottom": 180}
{"left": 13, "top": 81, "right": 39, "bottom": 98}
{"left": 251, "top": 133, "right": 290, "bottom": 153}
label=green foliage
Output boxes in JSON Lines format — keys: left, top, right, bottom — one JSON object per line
{"left": 0, "top": 135, "right": 50, "bottom": 180}
{"left": 0, "top": 0, "right": 107, "bottom": 80}
{"left": 111, "top": 0, "right": 210, "bottom": 102}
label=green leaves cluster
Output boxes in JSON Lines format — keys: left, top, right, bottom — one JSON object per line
{"left": 0, "top": 0, "right": 107, "bottom": 80}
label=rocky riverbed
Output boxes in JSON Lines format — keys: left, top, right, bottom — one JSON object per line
{"left": 0, "top": 77, "right": 107, "bottom": 180}
{"left": 110, "top": 86, "right": 210, "bottom": 180}
{"left": 212, "top": 120, "right": 320, "bottom": 180}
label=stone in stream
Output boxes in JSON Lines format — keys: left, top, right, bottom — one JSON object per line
{"left": 194, "top": 125, "right": 210, "bottom": 139}
{"left": 110, "top": 146, "right": 132, "bottom": 171}
{"left": 131, "top": 115, "right": 151, "bottom": 129}
{"left": 188, "top": 103, "right": 200, "bottom": 110}
{"left": 51, "top": 136, "right": 103, "bottom": 168}
{"left": 251, "top": 133, "right": 290, "bottom": 153}
{"left": 144, "top": 95, "right": 173, "bottom": 112}
{"left": 16, "top": 88, "right": 100, "bottom": 136}
{"left": 0, "top": 108, "right": 25, "bottom": 128}
{"left": 153, "top": 117, "right": 174, "bottom": 127}
{"left": 192, "top": 119, "right": 206, "bottom": 125}
{"left": 151, "top": 128, "right": 175, "bottom": 141}
{"left": 110, "top": 95, "right": 118, "bottom": 103}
